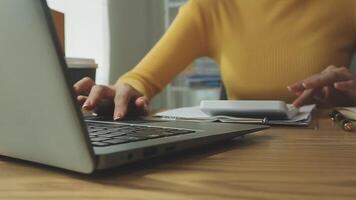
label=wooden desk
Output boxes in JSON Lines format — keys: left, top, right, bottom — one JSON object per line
{"left": 1, "top": 111, "right": 356, "bottom": 200}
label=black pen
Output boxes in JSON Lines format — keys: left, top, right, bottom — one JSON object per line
{"left": 329, "top": 110, "right": 353, "bottom": 132}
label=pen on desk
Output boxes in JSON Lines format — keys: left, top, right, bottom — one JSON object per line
{"left": 329, "top": 110, "right": 353, "bottom": 132}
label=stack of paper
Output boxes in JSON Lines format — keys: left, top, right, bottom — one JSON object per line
{"left": 154, "top": 105, "right": 315, "bottom": 126}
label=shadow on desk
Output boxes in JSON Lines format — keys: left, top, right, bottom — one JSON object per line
{"left": 0, "top": 133, "right": 273, "bottom": 182}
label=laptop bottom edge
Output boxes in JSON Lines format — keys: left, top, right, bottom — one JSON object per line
{"left": 95, "top": 128, "right": 260, "bottom": 170}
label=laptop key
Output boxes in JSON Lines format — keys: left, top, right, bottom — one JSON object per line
{"left": 89, "top": 132, "right": 104, "bottom": 136}
{"left": 105, "top": 139, "right": 130, "bottom": 145}
{"left": 114, "top": 135, "right": 141, "bottom": 141}
{"left": 128, "top": 132, "right": 163, "bottom": 139}
{"left": 92, "top": 142, "right": 110, "bottom": 147}
{"left": 168, "top": 130, "right": 196, "bottom": 134}
{"left": 94, "top": 130, "right": 112, "bottom": 135}
{"left": 101, "top": 132, "right": 129, "bottom": 138}
{"left": 90, "top": 137, "right": 110, "bottom": 142}
{"left": 134, "top": 130, "right": 163, "bottom": 135}
{"left": 160, "top": 131, "right": 177, "bottom": 136}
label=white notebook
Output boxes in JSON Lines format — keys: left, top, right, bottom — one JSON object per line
{"left": 200, "top": 100, "right": 298, "bottom": 120}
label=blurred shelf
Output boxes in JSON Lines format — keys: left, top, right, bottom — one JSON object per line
{"left": 168, "top": 2, "right": 185, "bottom": 8}
{"left": 169, "top": 86, "right": 220, "bottom": 92}
{"left": 167, "top": 0, "right": 186, "bottom": 7}
{"left": 164, "top": 0, "right": 221, "bottom": 108}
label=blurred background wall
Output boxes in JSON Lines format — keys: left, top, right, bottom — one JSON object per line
{"left": 47, "top": 0, "right": 110, "bottom": 85}
{"left": 108, "top": 0, "right": 167, "bottom": 108}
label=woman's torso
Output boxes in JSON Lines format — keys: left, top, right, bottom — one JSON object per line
{"left": 201, "top": 0, "right": 356, "bottom": 102}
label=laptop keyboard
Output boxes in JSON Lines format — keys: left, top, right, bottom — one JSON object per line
{"left": 86, "top": 122, "right": 196, "bottom": 147}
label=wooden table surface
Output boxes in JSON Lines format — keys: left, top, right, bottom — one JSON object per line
{"left": 1, "top": 111, "right": 356, "bottom": 200}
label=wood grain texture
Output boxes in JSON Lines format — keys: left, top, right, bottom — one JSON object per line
{"left": 1, "top": 110, "right": 356, "bottom": 200}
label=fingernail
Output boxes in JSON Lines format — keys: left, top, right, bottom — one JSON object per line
{"left": 82, "top": 104, "right": 89, "bottom": 109}
{"left": 302, "top": 82, "right": 308, "bottom": 88}
{"left": 137, "top": 98, "right": 145, "bottom": 106}
{"left": 82, "top": 101, "right": 92, "bottom": 110}
{"left": 114, "top": 113, "right": 122, "bottom": 121}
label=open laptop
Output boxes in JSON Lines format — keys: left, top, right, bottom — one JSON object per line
{"left": 0, "top": 0, "right": 268, "bottom": 173}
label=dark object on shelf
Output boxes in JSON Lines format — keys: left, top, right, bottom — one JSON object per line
{"left": 66, "top": 58, "right": 97, "bottom": 85}
{"left": 50, "top": 9, "right": 65, "bottom": 54}
{"left": 185, "top": 74, "right": 221, "bottom": 88}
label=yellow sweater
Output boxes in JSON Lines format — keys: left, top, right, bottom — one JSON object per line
{"left": 118, "top": 0, "right": 356, "bottom": 102}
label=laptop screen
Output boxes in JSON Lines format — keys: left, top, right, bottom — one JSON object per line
{"left": 0, "top": 0, "right": 95, "bottom": 173}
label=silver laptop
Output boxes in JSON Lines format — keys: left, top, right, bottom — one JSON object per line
{"left": 0, "top": 0, "right": 268, "bottom": 173}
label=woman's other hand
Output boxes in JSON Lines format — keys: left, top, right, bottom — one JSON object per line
{"left": 288, "top": 66, "right": 356, "bottom": 108}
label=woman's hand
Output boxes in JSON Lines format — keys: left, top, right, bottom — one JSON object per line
{"left": 288, "top": 66, "right": 356, "bottom": 108}
{"left": 73, "top": 77, "right": 149, "bottom": 120}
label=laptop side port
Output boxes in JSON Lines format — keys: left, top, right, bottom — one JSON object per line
{"left": 143, "top": 147, "right": 158, "bottom": 157}
{"left": 165, "top": 145, "right": 176, "bottom": 152}
{"left": 127, "top": 153, "right": 133, "bottom": 160}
